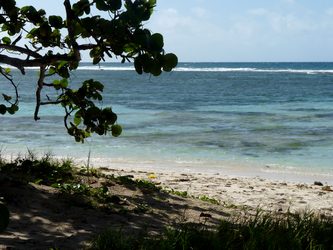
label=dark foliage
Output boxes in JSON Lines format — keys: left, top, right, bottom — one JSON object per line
{"left": 0, "top": 0, "right": 177, "bottom": 142}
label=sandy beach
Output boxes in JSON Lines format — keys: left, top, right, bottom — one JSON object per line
{"left": 1, "top": 159, "right": 333, "bottom": 249}
{"left": 102, "top": 166, "right": 333, "bottom": 216}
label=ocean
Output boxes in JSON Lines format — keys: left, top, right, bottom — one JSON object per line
{"left": 1, "top": 62, "right": 333, "bottom": 183}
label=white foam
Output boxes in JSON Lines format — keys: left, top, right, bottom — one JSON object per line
{"left": 77, "top": 66, "right": 134, "bottom": 71}
{"left": 173, "top": 67, "right": 333, "bottom": 74}
{"left": 2, "top": 64, "right": 333, "bottom": 74}
{"left": 75, "top": 66, "right": 333, "bottom": 74}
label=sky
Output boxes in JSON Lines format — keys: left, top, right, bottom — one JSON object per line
{"left": 16, "top": 0, "right": 333, "bottom": 62}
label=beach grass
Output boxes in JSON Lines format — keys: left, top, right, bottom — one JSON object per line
{"left": 89, "top": 211, "right": 333, "bottom": 250}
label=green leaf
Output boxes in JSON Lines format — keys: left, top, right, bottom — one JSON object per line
{"left": 2, "top": 94, "right": 12, "bottom": 102}
{"left": 102, "top": 108, "right": 117, "bottom": 124}
{"left": 163, "top": 53, "right": 178, "bottom": 71}
{"left": 134, "top": 29, "right": 150, "bottom": 48}
{"left": 0, "top": 104, "right": 7, "bottom": 115}
{"left": 111, "top": 124, "right": 122, "bottom": 137}
{"left": 107, "top": 0, "right": 122, "bottom": 11}
{"left": 89, "top": 47, "right": 101, "bottom": 58}
{"left": 21, "top": 6, "right": 43, "bottom": 24}
{"left": 93, "top": 57, "right": 101, "bottom": 65}
{"left": 6, "top": 104, "right": 18, "bottom": 115}
{"left": 73, "top": 0, "right": 90, "bottom": 16}
{"left": 74, "top": 111, "right": 82, "bottom": 126}
{"left": 38, "top": 9, "right": 46, "bottom": 16}
{"left": 140, "top": 54, "right": 153, "bottom": 73}
{"left": 134, "top": 58, "right": 143, "bottom": 74}
{"left": 151, "top": 63, "right": 162, "bottom": 76}
{"left": 96, "top": 0, "right": 109, "bottom": 11}
{"left": 149, "top": 33, "right": 164, "bottom": 51}
{"left": 49, "top": 15, "right": 63, "bottom": 29}
{"left": 1, "top": 37, "right": 11, "bottom": 45}
{"left": 53, "top": 79, "right": 60, "bottom": 85}
{"left": 4, "top": 68, "right": 11, "bottom": 75}
{"left": 123, "top": 43, "right": 137, "bottom": 53}
{"left": 58, "top": 67, "right": 70, "bottom": 78}
{"left": 149, "top": 0, "right": 157, "bottom": 6}
{"left": 60, "top": 78, "right": 68, "bottom": 88}
{"left": 48, "top": 67, "right": 56, "bottom": 75}
{"left": 53, "top": 79, "right": 62, "bottom": 90}
{"left": 88, "top": 80, "right": 104, "bottom": 92}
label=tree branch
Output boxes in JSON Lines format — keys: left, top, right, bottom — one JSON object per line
{"left": 0, "top": 43, "right": 42, "bottom": 58}
{"left": 64, "top": 0, "right": 81, "bottom": 62}
{"left": 34, "top": 66, "right": 46, "bottom": 120}
{"left": 0, "top": 67, "right": 19, "bottom": 106}
{"left": 40, "top": 100, "right": 63, "bottom": 105}
{"left": 0, "top": 55, "right": 26, "bottom": 74}
{"left": 77, "top": 44, "right": 98, "bottom": 50}
{"left": 0, "top": 54, "right": 77, "bottom": 73}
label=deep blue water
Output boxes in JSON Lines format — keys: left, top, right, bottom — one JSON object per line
{"left": 1, "top": 62, "right": 333, "bottom": 181}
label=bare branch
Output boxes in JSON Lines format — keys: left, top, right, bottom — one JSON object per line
{"left": 77, "top": 44, "right": 98, "bottom": 50}
{"left": 0, "top": 55, "right": 26, "bottom": 74}
{"left": 34, "top": 66, "right": 46, "bottom": 121}
{"left": 0, "top": 43, "right": 42, "bottom": 58}
{"left": 0, "top": 67, "right": 19, "bottom": 106}
{"left": 40, "top": 100, "right": 63, "bottom": 105}
{"left": 42, "top": 83, "right": 54, "bottom": 87}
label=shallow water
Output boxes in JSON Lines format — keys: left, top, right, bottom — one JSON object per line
{"left": 1, "top": 62, "right": 333, "bottom": 182}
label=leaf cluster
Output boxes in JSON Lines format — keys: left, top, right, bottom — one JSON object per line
{"left": 60, "top": 79, "right": 120, "bottom": 142}
{"left": 0, "top": 0, "right": 178, "bottom": 141}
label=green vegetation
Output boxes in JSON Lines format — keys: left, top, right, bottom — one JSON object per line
{"left": 0, "top": 152, "right": 74, "bottom": 185}
{"left": 167, "top": 190, "right": 220, "bottom": 205}
{"left": 115, "top": 174, "right": 161, "bottom": 192}
{"left": 0, "top": 152, "right": 163, "bottom": 223}
{"left": 0, "top": 0, "right": 177, "bottom": 142}
{"left": 198, "top": 195, "right": 220, "bottom": 205}
{"left": 1, "top": 153, "right": 333, "bottom": 248}
{"left": 167, "top": 189, "right": 189, "bottom": 198}
{"left": 90, "top": 212, "right": 333, "bottom": 250}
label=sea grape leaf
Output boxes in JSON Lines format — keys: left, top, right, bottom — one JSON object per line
{"left": 49, "top": 15, "right": 63, "bottom": 29}
{"left": 2, "top": 94, "right": 12, "bottom": 102}
{"left": 108, "top": 0, "right": 122, "bottom": 11}
{"left": 149, "top": 33, "right": 164, "bottom": 51}
{"left": 1, "top": 37, "right": 11, "bottom": 44}
{"left": 111, "top": 124, "right": 122, "bottom": 137}
{"left": 163, "top": 53, "right": 178, "bottom": 71}
{"left": 0, "top": 104, "right": 6, "bottom": 115}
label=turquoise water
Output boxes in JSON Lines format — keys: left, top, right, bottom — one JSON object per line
{"left": 1, "top": 62, "right": 333, "bottom": 182}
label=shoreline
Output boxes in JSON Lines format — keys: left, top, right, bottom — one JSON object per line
{"left": 1, "top": 147, "right": 333, "bottom": 185}
{"left": 2, "top": 151, "right": 333, "bottom": 184}
{"left": 83, "top": 156, "right": 333, "bottom": 185}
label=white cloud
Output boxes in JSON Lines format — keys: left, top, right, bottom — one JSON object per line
{"left": 147, "top": 7, "right": 226, "bottom": 61}
{"left": 248, "top": 8, "right": 314, "bottom": 33}
{"left": 149, "top": 8, "right": 220, "bottom": 37}
{"left": 147, "top": 2, "right": 333, "bottom": 61}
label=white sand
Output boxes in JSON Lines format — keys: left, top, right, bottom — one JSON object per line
{"left": 103, "top": 167, "right": 333, "bottom": 216}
